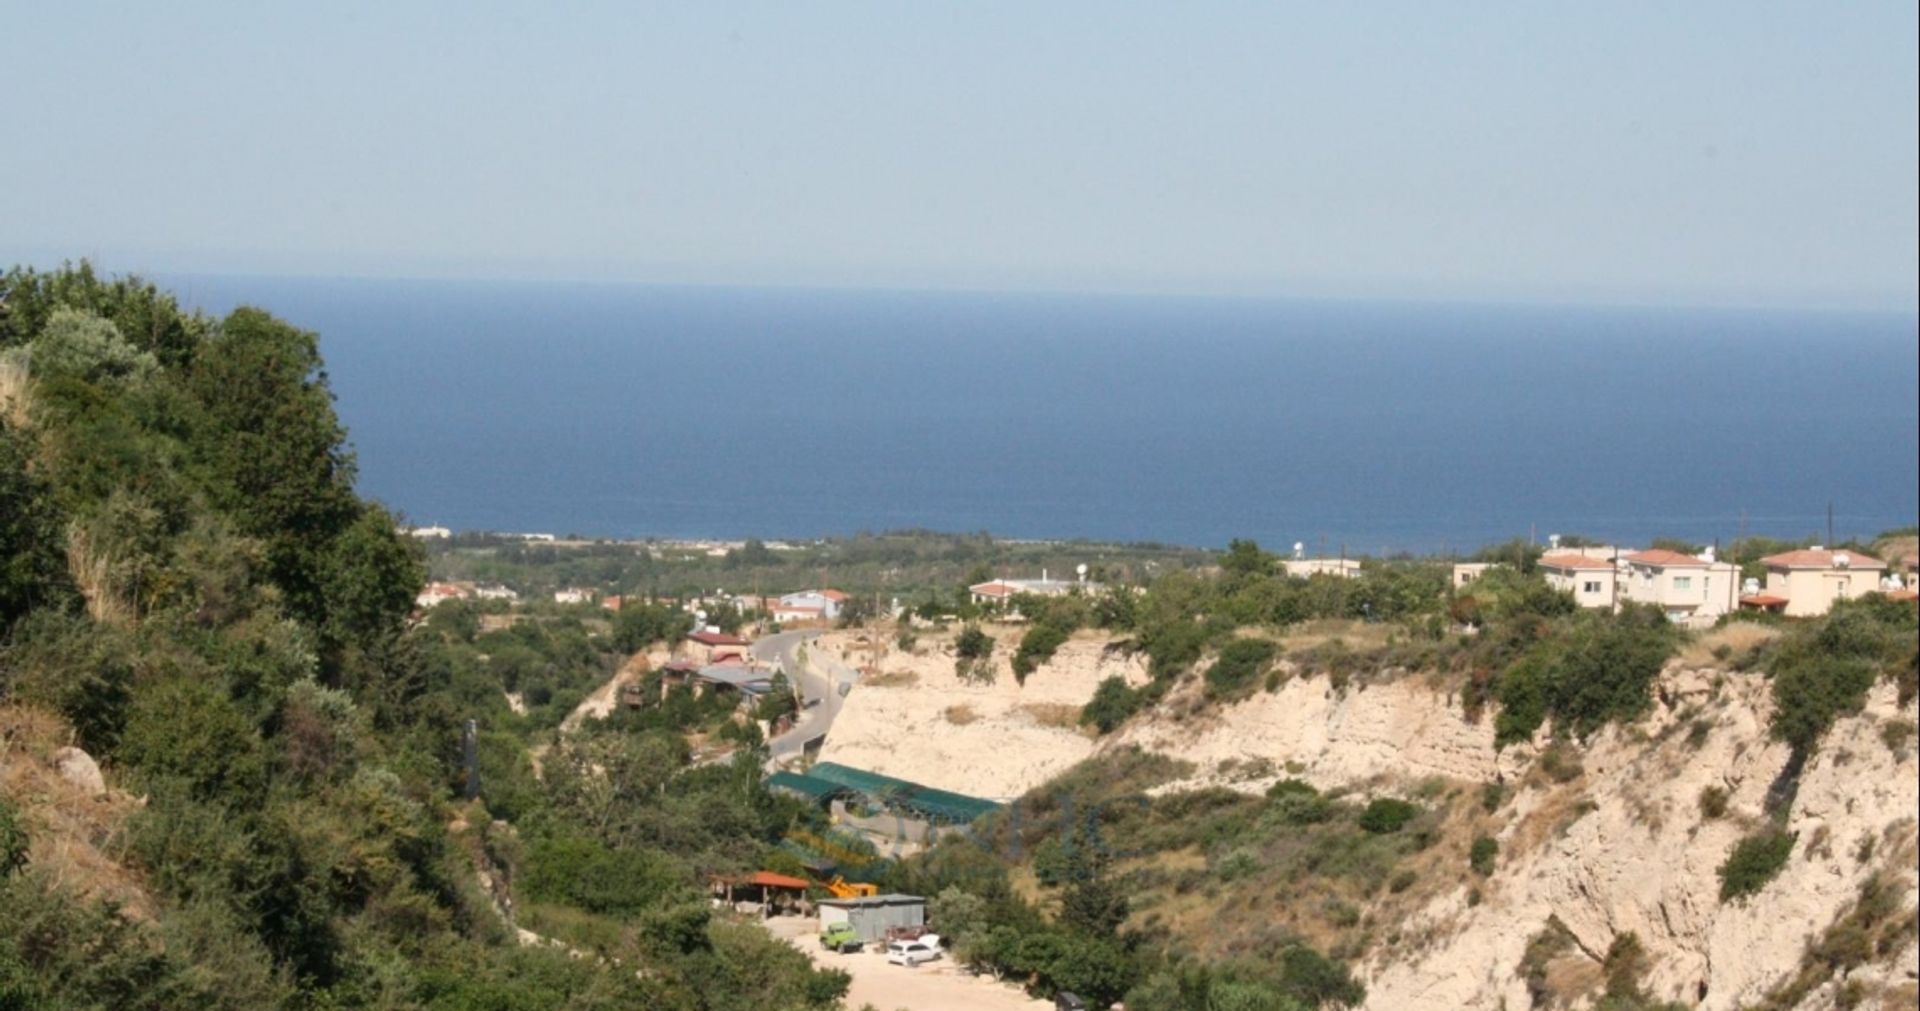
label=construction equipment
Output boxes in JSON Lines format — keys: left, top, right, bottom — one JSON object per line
{"left": 824, "top": 875, "right": 878, "bottom": 899}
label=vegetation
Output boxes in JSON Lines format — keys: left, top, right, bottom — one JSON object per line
{"left": 1764, "top": 596, "right": 1917, "bottom": 755}
{"left": 1719, "top": 827, "right": 1797, "bottom": 901}
{"left": 0, "top": 264, "right": 847, "bottom": 1011}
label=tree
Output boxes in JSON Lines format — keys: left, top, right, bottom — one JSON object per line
{"left": 0, "top": 423, "right": 76, "bottom": 629}
{"left": 28, "top": 307, "right": 156, "bottom": 383}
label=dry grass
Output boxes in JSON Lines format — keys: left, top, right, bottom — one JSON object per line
{"left": 64, "top": 522, "right": 133, "bottom": 626}
{"left": 1679, "top": 623, "right": 1781, "bottom": 668}
{"left": 942, "top": 704, "right": 979, "bottom": 726}
{"left": 0, "top": 705, "right": 152, "bottom": 920}
{"left": 0, "top": 354, "right": 28, "bottom": 428}
{"left": 861, "top": 669, "right": 919, "bottom": 688}
{"left": 1277, "top": 618, "right": 1394, "bottom": 654}
{"left": 1017, "top": 702, "right": 1081, "bottom": 730}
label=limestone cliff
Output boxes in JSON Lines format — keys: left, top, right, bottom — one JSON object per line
{"left": 1110, "top": 667, "right": 1918, "bottom": 1010}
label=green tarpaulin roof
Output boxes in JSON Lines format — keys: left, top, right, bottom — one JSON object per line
{"left": 766, "top": 771, "right": 844, "bottom": 802}
{"left": 803, "top": 762, "right": 1003, "bottom": 825}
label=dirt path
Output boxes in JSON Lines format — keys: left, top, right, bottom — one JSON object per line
{"left": 764, "top": 917, "right": 1052, "bottom": 1011}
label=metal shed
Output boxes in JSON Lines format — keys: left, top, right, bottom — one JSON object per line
{"left": 815, "top": 894, "right": 926, "bottom": 943}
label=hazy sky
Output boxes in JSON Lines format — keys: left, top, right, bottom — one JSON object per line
{"left": 5, "top": 3, "right": 1916, "bottom": 308}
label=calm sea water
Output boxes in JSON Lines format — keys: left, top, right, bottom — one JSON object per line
{"left": 165, "top": 275, "right": 1918, "bottom": 553}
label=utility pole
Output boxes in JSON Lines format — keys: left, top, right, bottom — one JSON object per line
{"left": 1827, "top": 502, "right": 1835, "bottom": 546}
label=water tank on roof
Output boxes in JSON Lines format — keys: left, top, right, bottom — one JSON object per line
{"left": 1835, "top": 553, "right": 1851, "bottom": 569}
{"left": 1743, "top": 577, "right": 1760, "bottom": 595}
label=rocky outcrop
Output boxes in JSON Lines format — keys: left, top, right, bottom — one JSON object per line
{"left": 1111, "top": 666, "right": 1520, "bottom": 791}
{"left": 51, "top": 746, "right": 105, "bottom": 795}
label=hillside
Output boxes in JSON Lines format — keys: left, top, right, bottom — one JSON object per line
{"left": 0, "top": 265, "right": 850, "bottom": 1010}
{"left": 846, "top": 569, "right": 1917, "bottom": 1009}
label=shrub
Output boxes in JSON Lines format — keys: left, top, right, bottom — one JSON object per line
{"left": 1697, "top": 785, "right": 1729, "bottom": 820}
{"left": 1494, "top": 607, "right": 1679, "bottom": 747}
{"left": 1358, "top": 798, "right": 1420, "bottom": 835}
{"left": 1013, "top": 623, "right": 1070, "bottom": 684}
{"left": 1080, "top": 676, "right": 1145, "bottom": 735}
{"left": 1206, "top": 638, "right": 1277, "bottom": 699}
{"left": 0, "top": 798, "right": 25, "bottom": 876}
{"left": 1470, "top": 836, "right": 1498, "bottom": 876}
{"left": 1719, "top": 827, "right": 1795, "bottom": 901}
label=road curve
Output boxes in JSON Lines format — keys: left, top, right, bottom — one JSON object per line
{"left": 755, "top": 630, "right": 859, "bottom": 768}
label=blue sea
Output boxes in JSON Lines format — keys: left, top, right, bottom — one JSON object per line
{"left": 165, "top": 275, "right": 1918, "bottom": 553}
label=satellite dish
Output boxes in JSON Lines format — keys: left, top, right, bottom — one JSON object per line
{"left": 1076, "top": 563, "right": 1088, "bottom": 581}
{"left": 1292, "top": 542, "right": 1305, "bottom": 560}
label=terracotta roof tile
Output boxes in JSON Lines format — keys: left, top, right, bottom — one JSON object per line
{"left": 1625, "top": 549, "right": 1711, "bottom": 567}
{"left": 1539, "top": 553, "right": 1615, "bottom": 571}
{"left": 1760, "top": 549, "right": 1885, "bottom": 570}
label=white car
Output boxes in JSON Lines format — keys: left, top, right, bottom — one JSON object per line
{"left": 885, "top": 934, "right": 942, "bottom": 966}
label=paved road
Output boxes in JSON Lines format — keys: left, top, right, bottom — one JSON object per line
{"left": 755, "top": 630, "right": 859, "bottom": 768}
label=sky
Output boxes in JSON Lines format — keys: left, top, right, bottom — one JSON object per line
{"left": 4, "top": 3, "right": 1916, "bottom": 310}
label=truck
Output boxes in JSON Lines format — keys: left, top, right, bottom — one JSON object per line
{"left": 818, "top": 922, "right": 863, "bottom": 954}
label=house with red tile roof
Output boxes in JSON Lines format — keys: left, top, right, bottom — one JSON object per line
{"left": 1617, "top": 548, "right": 1738, "bottom": 627}
{"left": 1746, "top": 547, "right": 1887, "bottom": 617}
{"left": 1538, "top": 553, "right": 1619, "bottom": 609}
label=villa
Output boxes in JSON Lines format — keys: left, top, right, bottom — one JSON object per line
{"left": 1616, "top": 549, "right": 1738, "bottom": 627}
{"left": 1743, "top": 547, "right": 1888, "bottom": 617}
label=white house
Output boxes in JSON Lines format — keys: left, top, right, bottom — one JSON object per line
{"left": 1538, "top": 553, "right": 1617, "bottom": 610}
{"left": 1745, "top": 547, "right": 1887, "bottom": 617}
{"left": 776, "top": 589, "right": 849, "bottom": 620}
{"left": 969, "top": 570, "right": 1101, "bottom": 606}
{"left": 1284, "top": 558, "right": 1362, "bottom": 579}
{"left": 415, "top": 582, "right": 471, "bottom": 608}
{"left": 1616, "top": 549, "right": 1738, "bottom": 627}
{"left": 553, "top": 587, "right": 595, "bottom": 605}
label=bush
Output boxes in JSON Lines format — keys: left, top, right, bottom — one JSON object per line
{"left": 1768, "top": 597, "right": 1917, "bottom": 754}
{"left": 1358, "top": 798, "right": 1420, "bottom": 835}
{"left": 1013, "top": 623, "right": 1070, "bottom": 684}
{"left": 1719, "top": 827, "right": 1795, "bottom": 901}
{"left": 1206, "top": 638, "right": 1278, "bottom": 699}
{"left": 1080, "top": 676, "right": 1145, "bottom": 735}
{"left": 0, "top": 799, "right": 25, "bottom": 876}
{"left": 1469, "top": 836, "right": 1498, "bottom": 876}
{"left": 1494, "top": 607, "right": 1679, "bottom": 747}
{"left": 1697, "top": 785, "right": 1729, "bottom": 820}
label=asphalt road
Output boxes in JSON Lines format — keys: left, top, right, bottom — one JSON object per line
{"left": 754, "top": 630, "right": 858, "bottom": 768}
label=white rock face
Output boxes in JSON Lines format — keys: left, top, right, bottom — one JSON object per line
{"left": 1103, "top": 665, "right": 1915, "bottom": 1010}
{"left": 1112, "top": 665, "right": 1522, "bottom": 790}
{"left": 51, "top": 746, "right": 105, "bottom": 795}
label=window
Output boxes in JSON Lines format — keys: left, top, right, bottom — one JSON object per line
{"left": 1673, "top": 576, "right": 1692, "bottom": 591}
{"left": 1583, "top": 580, "right": 1602, "bottom": 594}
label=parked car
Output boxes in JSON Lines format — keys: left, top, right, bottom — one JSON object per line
{"left": 818, "top": 923, "right": 863, "bottom": 954}
{"left": 884, "top": 933, "right": 942, "bottom": 966}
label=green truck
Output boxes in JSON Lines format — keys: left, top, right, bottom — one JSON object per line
{"left": 819, "top": 922, "right": 863, "bottom": 954}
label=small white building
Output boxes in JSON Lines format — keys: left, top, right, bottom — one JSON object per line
{"left": 406, "top": 525, "right": 452, "bottom": 539}
{"left": 553, "top": 587, "right": 595, "bottom": 605}
{"left": 415, "top": 582, "right": 471, "bottom": 608}
{"left": 969, "top": 570, "right": 1102, "bottom": 606}
{"left": 1283, "top": 558, "right": 1363, "bottom": 579}
{"left": 1451, "top": 562, "right": 1496, "bottom": 589}
{"left": 473, "top": 584, "right": 519, "bottom": 602}
{"left": 776, "top": 589, "right": 849, "bottom": 620}
{"left": 1538, "top": 553, "right": 1617, "bottom": 610}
